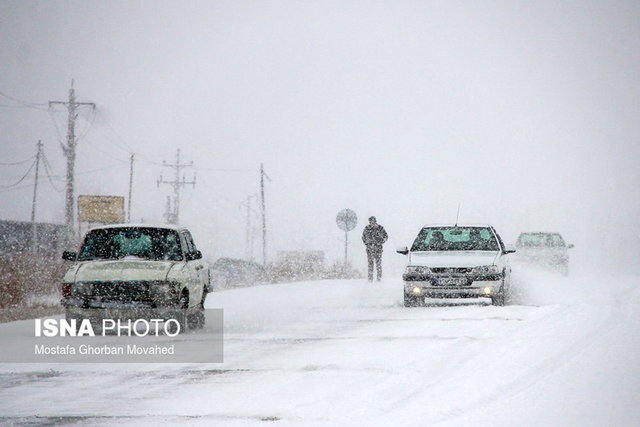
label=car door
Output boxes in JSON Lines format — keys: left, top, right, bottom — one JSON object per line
{"left": 491, "top": 227, "right": 512, "bottom": 282}
{"left": 179, "top": 230, "right": 200, "bottom": 307}
{"left": 181, "top": 230, "right": 207, "bottom": 304}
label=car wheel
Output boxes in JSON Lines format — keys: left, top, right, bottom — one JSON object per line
{"left": 66, "top": 311, "right": 101, "bottom": 334}
{"left": 65, "top": 310, "right": 83, "bottom": 333}
{"left": 404, "top": 295, "right": 420, "bottom": 307}
{"left": 187, "top": 302, "right": 205, "bottom": 330}
{"left": 492, "top": 291, "right": 505, "bottom": 306}
{"left": 167, "top": 294, "right": 188, "bottom": 334}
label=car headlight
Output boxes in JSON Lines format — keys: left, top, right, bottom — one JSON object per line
{"left": 405, "top": 266, "right": 431, "bottom": 274}
{"left": 73, "top": 282, "right": 93, "bottom": 295}
{"left": 472, "top": 265, "right": 500, "bottom": 274}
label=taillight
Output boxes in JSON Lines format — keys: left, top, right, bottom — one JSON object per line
{"left": 62, "top": 283, "right": 72, "bottom": 298}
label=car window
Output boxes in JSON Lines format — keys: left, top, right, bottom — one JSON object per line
{"left": 411, "top": 227, "right": 499, "bottom": 251}
{"left": 181, "top": 231, "right": 197, "bottom": 254}
{"left": 547, "top": 234, "right": 566, "bottom": 247}
{"left": 185, "top": 231, "right": 198, "bottom": 252}
{"left": 78, "top": 228, "right": 183, "bottom": 261}
{"left": 517, "top": 233, "right": 565, "bottom": 248}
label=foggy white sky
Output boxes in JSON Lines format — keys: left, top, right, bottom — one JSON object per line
{"left": 1, "top": 0, "right": 639, "bottom": 272}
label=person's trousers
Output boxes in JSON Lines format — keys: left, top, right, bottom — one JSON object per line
{"left": 366, "top": 245, "right": 383, "bottom": 281}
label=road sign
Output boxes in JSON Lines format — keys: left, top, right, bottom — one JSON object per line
{"left": 336, "top": 209, "right": 357, "bottom": 266}
{"left": 336, "top": 209, "right": 357, "bottom": 231}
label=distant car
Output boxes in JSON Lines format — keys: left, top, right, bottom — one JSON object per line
{"left": 210, "top": 257, "right": 266, "bottom": 289}
{"left": 397, "top": 224, "right": 515, "bottom": 307}
{"left": 61, "top": 225, "right": 211, "bottom": 333}
{"left": 514, "top": 232, "right": 573, "bottom": 276}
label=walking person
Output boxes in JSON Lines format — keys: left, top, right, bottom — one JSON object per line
{"left": 362, "top": 216, "right": 388, "bottom": 282}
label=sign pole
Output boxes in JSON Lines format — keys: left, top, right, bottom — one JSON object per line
{"left": 344, "top": 230, "right": 348, "bottom": 266}
{"left": 336, "top": 208, "right": 358, "bottom": 269}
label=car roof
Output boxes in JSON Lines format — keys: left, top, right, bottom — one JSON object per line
{"left": 518, "top": 232, "right": 562, "bottom": 236}
{"left": 421, "top": 224, "right": 494, "bottom": 228}
{"left": 87, "top": 223, "right": 186, "bottom": 232}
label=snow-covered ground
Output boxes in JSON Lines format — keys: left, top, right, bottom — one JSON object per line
{"left": 1, "top": 268, "right": 639, "bottom": 426}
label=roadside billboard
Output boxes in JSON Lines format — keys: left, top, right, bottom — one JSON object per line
{"left": 77, "top": 196, "right": 125, "bottom": 224}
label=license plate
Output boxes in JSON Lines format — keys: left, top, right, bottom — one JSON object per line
{"left": 435, "top": 278, "right": 466, "bottom": 286}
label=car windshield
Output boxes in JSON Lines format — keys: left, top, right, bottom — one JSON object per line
{"left": 516, "top": 233, "right": 565, "bottom": 248}
{"left": 78, "top": 227, "right": 183, "bottom": 261}
{"left": 411, "top": 227, "right": 499, "bottom": 252}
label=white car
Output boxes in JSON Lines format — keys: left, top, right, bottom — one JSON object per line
{"left": 397, "top": 224, "right": 515, "bottom": 307}
{"left": 61, "top": 224, "right": 211, "bottom": 333}
{"left": 514, "top": 232, "right": 573, "bottom": 276}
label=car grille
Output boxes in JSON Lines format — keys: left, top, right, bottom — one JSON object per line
{"left": 430, "top": 267, "right": 473, "bottom": 274}
{"left": 90, "top": 281, "right": 151, "bottom": 303}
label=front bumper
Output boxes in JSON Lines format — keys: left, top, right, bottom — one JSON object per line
{"left": 64, "top": 305, "right": 184, "bottom": 326}
{"left": 404, "top": 275, "right": 504, "bottom": 299}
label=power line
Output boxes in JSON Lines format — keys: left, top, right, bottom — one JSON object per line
{"left": 0, "top": 183, "right": 33, "bottom": 193}
{"left": 48, "top": 108, "right": 67, "bottom": 145}
{"left": 195, "top": 166, "right": 255, "bottom": 172}
{"left": 40, "top": 149, "right": 64, "bottom": 193}
{"left": 0, "top": 156, "right": 35, "bottom": 166}
{"left": 0, "top": 104, "right": 48, "bottom": 111}
{"left": 83, "top": 135, "right": 130, "bottom": 164}
{"left": 41, "top": 163, "right": 127, "bottom": 178}
{"left": 138, "top": 157, "right": 166, "bottom": 167}
{"left": 75, "top": 108, "right": 97, "bottom": 144}
{"left": 0, "top": 158, "right": 36, "bottom": 188}
{"left": 0, "top": 90, "right": 49, "bottom": 111}
{"left": 92, "top": 109, "right": 136, "bottom": 154}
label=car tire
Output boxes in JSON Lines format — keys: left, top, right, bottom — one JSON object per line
{"left": 66, "top": 311, "right": 102, "bottom": 334}
{"left": 65, "top": 310, "right": 83, "bottom": 333}
{"left": 404, "top": 295, "right": 420, "bottom": 307}
{"left": 492, "top": 291, "right": 505, "bottom": 306}
{"left": 167, "top": 294, "right": 188, "bottom": 334}
{"left": 187, "top": 303, "right": 205, "bottom": 330}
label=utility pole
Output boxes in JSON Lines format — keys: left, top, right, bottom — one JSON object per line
{"left": 240, "top": 195, "right": 259, "bottom": 260}
{"left": 344, "top": 229, "right": 348, "bottom": 266}
{"left": 49, "top": 80, "right": 95, "bottom": 236}
{"left": 246, "top": 196, "right": 252, "bottom": 258}
{"left": 164, "top": 196, "right": 172, "bottom": 224}
{"left": 30, "top": 141, "right": 43, "bottom": 253}
{"left": 157, "top": 149, "right": 195, "bottom": 224}
{"left": 260, "top": 163, "right": 271, "bottom": 266}
{"left": 127, "top": 153, "right": 134, "bottom": 223}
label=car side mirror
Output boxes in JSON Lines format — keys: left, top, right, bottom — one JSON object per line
{"left": 504, "top": 246, "right": 516, "bottom": 254}
{"left": 567, "top": 244, "right": 574, "bottom": 249}
{"left": 396, "top": 246, "right": 409, "bottom": 255}
{"left": 187, "top": 250, "right": 203, "bottom": 261}
{"left": 62, "top": 251, "right": 77, "bottom": 261}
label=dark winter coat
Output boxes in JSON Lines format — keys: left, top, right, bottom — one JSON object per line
{"left": 362, "top": 224, "right": 388, "bottom": 248}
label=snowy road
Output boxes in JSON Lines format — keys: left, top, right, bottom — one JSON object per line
{"left": 1, "top": 269, "right": 639, "bottom": 426}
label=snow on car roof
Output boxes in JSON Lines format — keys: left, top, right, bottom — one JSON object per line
{"left": 518, "top": 231, "right": 562, "bottom": 235}
{"left": 87, "top": 223, "right": 186, "bottom": 232}
{"left": 420, "top": 224, "right": 494, "bottom": 228}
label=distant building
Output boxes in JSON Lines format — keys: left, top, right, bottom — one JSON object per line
{"left": 0, "top": 220, "right": 66, "bottom": 257}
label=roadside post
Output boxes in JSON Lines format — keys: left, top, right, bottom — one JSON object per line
{"left": 336, "top": 209, "right": 358, "bottom": 267}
